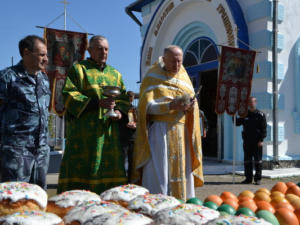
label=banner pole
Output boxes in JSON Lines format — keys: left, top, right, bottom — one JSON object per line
{"left": 232, "top": 114, "right": 236, "bottom": 184}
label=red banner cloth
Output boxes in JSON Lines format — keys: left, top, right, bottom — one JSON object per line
{"left": 215, "top": 46, "right": 256, "bottom": 117}
{"left": 44, "top": 28, "right": 87, "bottom": 115}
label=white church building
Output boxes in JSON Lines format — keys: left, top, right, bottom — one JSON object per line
{"left": 126, "top": 0, "right": 300, "bottom": 165}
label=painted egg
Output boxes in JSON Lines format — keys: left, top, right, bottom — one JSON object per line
{"left": 286, "top": 181, "right": 297, "bottom": 188}
{"left": 238, "top": 190, "right": 254, "bottom": 199}
{"left": 290, "top": 198, "right": 300, "bottom": 210}
{"left": 294, "top": 209, "right": 300, "bottom": 224}
{"left": 285, "top": 194, "right": 300, "bottom": 203}
{"left": 271, "top": 196, "right": 288, "bottom": 208}
{"left": 204, "top": 195, "right": 223, "bottom": 206}
{"left": 222, "top": 198, "right": 239, "bottom": 210}
{"left": 256, "top": 210, "right": 280, "bottom": 225}
{"left": 286, "top": 185, "right": 300, "bottom": 197}
{"left": 186, "top": 197, "right": 203, "bottom": 205}
{"left": 271, "top": 182, "right": 288, "bottom": 194}
{"left": 271, "top": 191, "right": 285, "bottom": 199}
{"left": 256, "top": 188, "right": 271, "bottom": 196}
{"left": 203, "top": 201, "right": 218, "bottom": 210}
{"left": 256, "top": 201, "right": 275, "bottom": 213}
{"left": 235, "top": 207, "right": 255, "bottom": 217}
{"left": 220, "top": 191, "right": 238, "bottom": 202}
{"left": 254, "top": 192, "right": 272, "bottom": 203}
{"left": 239, "top": 200, "right": 257, "bottom": 212}
{"left": 275, "top": 208, "right": 299, "bottom": 225}
{"left": 218, "top": 204, "right": 236, "bottom": 215}
{"left": 238, "top": 196, "right": 254, "bottom": 203}
{"left": 274, "top": 201, "right": 294, "bottom": 211}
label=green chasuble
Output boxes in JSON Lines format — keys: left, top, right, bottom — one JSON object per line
{"left": 57, "top": 59, "right": 130, "bottom": 194}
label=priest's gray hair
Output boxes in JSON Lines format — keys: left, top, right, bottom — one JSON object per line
{"left": 163, "top": 45, "right": 183, "bottom": 56}
{"left": 89, "top": 35, "right": 108, "bottom": 48}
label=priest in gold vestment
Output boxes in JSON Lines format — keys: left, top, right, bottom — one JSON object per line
{"left": 133, "top": 45, "right": 204, "bottom": 201}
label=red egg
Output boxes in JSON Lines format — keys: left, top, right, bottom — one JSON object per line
{"left": 239, "top": 200, "right": 257, "bottom": 212}
{"left": 286, "top": 185, "right": 300, "bottom": 197}
{"left": 274, "top": 202, "right": 295, "bottom": 211}
{"left": 275, "top": 208, "right": 299, "bottom": 225}
{"left": 256, "top": 201, "right": 275, "bottom": 213}
{"left": 294, "top": 209, "right": 300, "bottom": 225}
{"left": 222, "top": 198, "right": 239, "bottom": 210}
{"left": 271, "top": 182, "right": 288, "bottom": 194}
{"left": 286, "top": 182, "right": 297, "bottom": 188}
{"left": 220, "top": 191, "right": 238, "bottom": 202}
{"left": 204, "top": 195, "right": 223, "bottom": 206}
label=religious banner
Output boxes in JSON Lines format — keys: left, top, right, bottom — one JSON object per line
{"left": 44, "top": 28, "right": 88, "bottom": 115}
{"left": 215, "top": 46, "right": 256, "bottom": 117}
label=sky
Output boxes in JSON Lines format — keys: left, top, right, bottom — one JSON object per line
{"left": 0, "top": 0, "right": 142, "bottom": 92}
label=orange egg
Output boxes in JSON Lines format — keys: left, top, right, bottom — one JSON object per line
{"left": 271, "top": 196, "right": 288, "bottom": 208}
{"left": 275, "top": 208, "right": 299, "bottom": 225}
{"left": 220, "top": 191, "right": 238, "bottom": 202}
{"left": 256, "top": 201, "right": 275, "bottom": 213}
{"left": 274, "top": 202, "right": 295, "bottom": 211}
{"left": 255, "top": 188, "right": 271, "bottom": 195}
{"left": 290, "top": 198, "right": 300, "bottom": 210}
{"left": 204, "top": 195, "right": 223, "bottom": 206}
{"left": 286, "top": 185, "right": 300, "bottom": 197}
{"left": 285, "top": 194, "right": 300, "bottom": 203}
{"left": 239, "top": 200, "right": 257, "bottom": 212}
{"left": 222, "top": 198, "right": 239, "bottom": 210}
{"left": 286, "top": 182, "right": 297, "bottom": 188}
{"left": 271, "top": 191, "right": 285, "bottom": 199}
{"left": 254, "top": 192, "right": 271, "bottom": 203}
{"left": 271, "top": 182, "right": 288, "bottom": 194}
{"left": 238, "top": 190, "right": 254, "bottom": 199}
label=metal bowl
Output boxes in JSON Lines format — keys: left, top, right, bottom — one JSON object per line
{"left": 102, "top": 86, "right": 121, "bottom": 98}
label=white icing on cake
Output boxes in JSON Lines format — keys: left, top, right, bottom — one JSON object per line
{"left": 127, "top": 193, "right": 181, "bottom": 216}
{"left": 82, "top": 210, "right": 153, "bottom": 225}
{"left": 49, "top": 190, "right": 101, "bottom": 208}
{"left": 0, "top": 182, "right": 47, "bottom": 209}
{"left": 0, "top": 210, "right": 63, "bottom": 225}
{"left": 64, "top": 201, "right": 128, "bottom": 224}
{"left": 100, "top": 184, "right": 149, "bottom": 202}
{"left": 154, "top": 203, "right": 220, "bottom": 225}
{"left": 206, "top": 214, "right": 273, "bottom": 225}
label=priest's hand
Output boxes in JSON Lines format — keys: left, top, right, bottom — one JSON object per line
{"left": 99, "top": 97, "right": 116, "bottom": 109}
{"left": 110, "top": 110, "right": 122, "bottom": 121}
{"left": 169, "top": 98, "right": 195, "bottom": 112}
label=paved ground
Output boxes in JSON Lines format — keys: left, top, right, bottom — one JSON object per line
{"left": 47, "top": 172, "right": 300, "bottom": 200}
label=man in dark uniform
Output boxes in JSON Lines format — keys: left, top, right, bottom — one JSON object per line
{"left": 119, "top": 91, "right": 136, "bottom": 183}
{"left": 235, "top": 96, "right": 267, "bottom": 185}
{"left": 0, "top": 35, "right": 50, "bottom": 189}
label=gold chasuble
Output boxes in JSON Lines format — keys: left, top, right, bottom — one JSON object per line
{"left": 134, "top": 60, "right": 204, "bottom": 200}
{"left": 58, "top": 59, "right": 130, "bottom": 194}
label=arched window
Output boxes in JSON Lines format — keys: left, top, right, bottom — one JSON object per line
{"left": 183, "top": 37, "right": 218, "bottom": 68}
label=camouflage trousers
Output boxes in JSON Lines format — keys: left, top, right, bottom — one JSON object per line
{"left": 0, "top": 145, "right": 50, "bottom": 190}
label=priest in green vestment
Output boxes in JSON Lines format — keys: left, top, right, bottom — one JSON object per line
{"left": 57, "top": 35, "right": 130, "bottom": 194}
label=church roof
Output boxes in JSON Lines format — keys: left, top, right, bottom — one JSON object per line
{"left": 127, "top": 0, "right": 156, "bottom": 12}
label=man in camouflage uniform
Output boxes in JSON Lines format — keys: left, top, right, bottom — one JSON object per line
{"left": 0, "top": 35, "right": 50, "bottom": 189}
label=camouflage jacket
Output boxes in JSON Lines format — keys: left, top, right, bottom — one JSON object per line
{"left": 0, "top": 61, "right": 51, "bottom": 149}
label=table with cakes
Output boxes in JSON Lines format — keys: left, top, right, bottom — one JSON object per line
{"left": 0, "top": 181, "right": 299, "bottom": 224}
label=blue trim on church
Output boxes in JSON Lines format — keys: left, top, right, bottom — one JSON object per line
{"left": 138, "top": 0, "right": 249, "bottom": 80}
{"left": 225, "top": 0, "right": 249, "bottom": 49}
